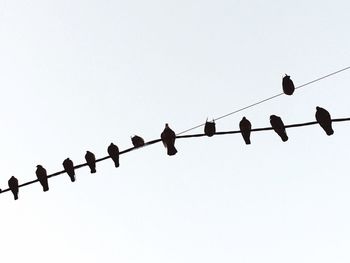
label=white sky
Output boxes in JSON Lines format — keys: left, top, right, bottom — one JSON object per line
{"left": 0, "top": 1, "right": 350, "bottom": 262}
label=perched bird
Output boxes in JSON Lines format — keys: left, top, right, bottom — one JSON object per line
{"left": 85, "top": 151, "right": 96, "bottom": 173}
{"left": 270, "top": 115, "right": 288, "bottom": 142}
{"left": 161, "top": 123, "right": 177, "bottom": 156}
{"left": 107, "top": 143, "right": 120, "bottom": 167}
{"left": 239, "top": 117, "right": 252, "bottom": 145}
{"left": 63, "top": 158, "right": 75, "bottom": 182}
{"left": 131, "top": 135, "right": 145, "bottom": 148}
{"left": 8, "top": 176, "right": 19, "bottom": 200}
{"left": 204, "top": 120, "right": 216, "bottom": 137}
{"left": 315, "top": 106, "right": 334, "bottom": 135}
{"left": 282, "top": 74, "right": 295, "bottom": 95}
{"left": 36, "top": 165, "right": 49, "bottom": 192}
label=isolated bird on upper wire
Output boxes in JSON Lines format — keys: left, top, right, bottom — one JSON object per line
{"left": 282, "top": 74, "right": 295, "bottom": 95}
{"left": 161, "top": 123, "right": 177, "bottom": 156}
{"left": 131, "top": 135, "right": 145, "bottom": 148}
{"left": 270, "top": 115, "right": 288, "bottom": 142}
{"left": 63, "top": 158, "right": 75, "bottom": 182}
{"left": 239, "top": 117, "right": 252, "bottom": 144}
{"left": 107, "top": 143, "right": 120, "bottom": 167}
{"left": 36, "top": 165, "right": 49, "bottom": 192}
{"left": 8, "top": 176, "right": 19, "bottom": 200}
{"left": 85, "top": 151, "right": 96, "bottom": 173}
{"left": 315, "top": 106, "right": 334, "bottom": 135}
{"left": 204, "top": 120, "right": 216, "bottom": 137}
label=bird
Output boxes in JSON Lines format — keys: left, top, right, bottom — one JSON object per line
{"left": 204, "top": 120, "right": 216, "bottom": 137}
{"left": 315, "top": 106, "right": 334, "bottom": 135}
{"left": 107, "top": 143, "right": 120, "bottom": 167}
{"left": 131, "top": 135, "right": 145, "bottom": 148}
{"left": 160, "top": 123, "right": 177, "bottom": 156}
{"left": 270, "top": 115, "right": 288, "bottom": 142}
{"left": 36, "top": 165, "right": 49, "bottom": 192}
{"left": 239, "top": 117, "right": 252, "bottom": 144}
{"left": 282, "top": 74, "right": 295, "bottom": 95}
{"left": 8, "top": 176, "right": 19, "bottom": 200}
{"left": 62, "top": 158, "right": 75, "bottom": 182}
{"left": 85, "top": 151, "right": 96, "bottom": 173}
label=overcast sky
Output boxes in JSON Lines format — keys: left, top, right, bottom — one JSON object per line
{"left": 1, "top": 1, "right": 350, "bottom": 262}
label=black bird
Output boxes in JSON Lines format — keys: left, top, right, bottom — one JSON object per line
{"left": 315, "top": 106, "right": 334, "bottom": 135}
{"left": 204, "top": 120, "right": 216, "bottom": 137}
{"left": 107, "top": 143, "right": 120, "bottom": 167}
{"left": 85, "top": 151, "right": 96, "bottom": 173}
{"left": 131, "top": 135, "right": 145, "bottom": 148}
{"left": 270, "top": 115, "right": 288, "bottom": 142}
{"left": 161, "top": 123, "right": 177, "bottom": 156}
{"left": 63, "top": 158, "right": 75, "bottom": 182}
{"left": 8, "top": 176, "right": 19, "bottom": 200}
{"left": 36, "top": 165, "right": 49, "bottom": 192}
{"left": 282, "top": 74, "right": 295, "bottom": 95}
{"left": 239, "top": 117, "right": 252, "bottom": 145}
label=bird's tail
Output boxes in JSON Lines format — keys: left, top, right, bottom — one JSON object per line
{"left": 243, "top": 136, "right": 251, "bottom": 145}
{"left": 326, "top": 127, "right": 334, "bottom": 136}
{"left": 14, "top": 193, "right": 18, "bottom": 200}
{"left": 43, "top": 185, "right": 49, "bottom": 192}
{"left": 281, "top": 134, "right": 289, "bottom": 142}
{"left": 91, "top": 168, "right": 96, "bottom": 173}
{"left": 113, "top": 158, "right": 120, "bottom": 168}
{"left": 167, "top": 145, "right": 178, "bottom": 156}
{"left": 70, "top": 175, "right": 76, "bottom": 182}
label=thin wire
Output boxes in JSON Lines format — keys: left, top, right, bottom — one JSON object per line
{"left": 176, "top": 66, "right": 350, "bottom": 135}
{"left": 1, "top": 117, "right": 349, "bottom": 195}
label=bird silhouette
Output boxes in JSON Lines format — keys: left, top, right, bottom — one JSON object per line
{"left": 239, "top": 117, "right": 252, "bottom": 144}
{"left": 36, "top": 165, "right": 49, "bottom": 192}
{"left": 107, "top": 143, "right": 120, "bottom": 167}
{"left": 282, "top": 74, "right": 295, "bottom": 95}
{"left": 131, "top": 135, "right": 145, "bottom": 148}
{"left": 315, "top": 106, "right": 334, "bottom": 135}
{"left": 63, "top": 158, "right": 75, "bottom": 182}
{"left": 161, "top": 123, "right": 177, "bottom": 156}
{"left": 85, "top": 151, "right": 96, "bottom": 173}
{"left": 8, "top": 176, "right": 19, "bottom": 200}
{"left": 270, "top": 115, "right": 288, "bottom": 142}
{"left": 204, "top": 120, "right": 216, "bottom": 137}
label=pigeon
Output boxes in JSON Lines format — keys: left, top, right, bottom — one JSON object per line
{"left": 131, "top": 135, "right": 145, "bottom": 148}
{"left": 161, "top": 123, "right": 177, "bottom": 156}
{"left": 8, "top": 176, "right": 19, "bottom": 200}
{"left": 36, "top": 165, "right": 49, "bottom": 192}
{"left": 204, "top": 120, "right": 216, "bottom": 137}
{"left": 85, "top": 151, "right": 96, "bottom": 173}
{"left": 63, "top": 158, "right": 75, "bottom": 182}
{"left": 107, "top": 143, "right": 120, "bottom": 167}
{"left": 282, "top": 74, "right": 295, "bottom": 95}
{"left": 315, "top": 106, "right": 334, "bottom": 135}
{"left": 270, "top": 115, "right": 288, "bottom": 142}
{"left": 239, "top": 117, "right": 252, "bottom": 145}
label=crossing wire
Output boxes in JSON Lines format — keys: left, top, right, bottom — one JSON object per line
{"left": 176, "top": 66, "right": 350, "bottom": 135}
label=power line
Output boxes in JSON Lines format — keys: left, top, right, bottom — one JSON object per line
{"left": 176, "top": 66, "right": 350, "bottom": 135}
{"left": 1, "top": 117, "right": 350, "bottom": 196}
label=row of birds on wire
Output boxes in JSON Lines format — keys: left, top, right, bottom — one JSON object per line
{"left": 2, "top": 75, "right": 337, "bottom": 200}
